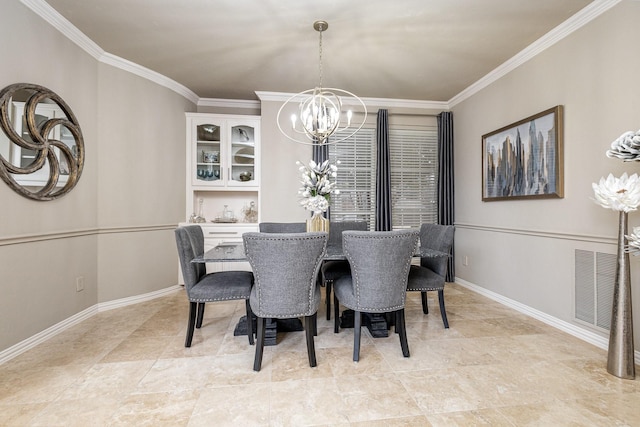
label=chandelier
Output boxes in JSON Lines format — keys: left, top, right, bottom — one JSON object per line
{"left": 277, "top": 21, "right": 367, "bottom": 145}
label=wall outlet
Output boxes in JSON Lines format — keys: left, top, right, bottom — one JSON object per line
{"left": 463, "top": 256, "right": 469, "bottom": 266}
{"left": 76, "top": 276, "right": 85, "bottom": 292}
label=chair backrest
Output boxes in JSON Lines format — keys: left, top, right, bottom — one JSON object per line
{"left": 419, "top": 223, "right": 455, "bottom": 275}
{"left": 342, "top": 229, "right": 419, "bottom": 311}
{"left": 243, "top": 232, "right": 328, "bottom": 317}
{"left": 258, "top": 222, "right": 307, "bottom": 233}
{"left": 327, "top": 220, "right": 369, "bottom": 249}
{"left": 174, "top": 225, "right": 207, "bottom": 291}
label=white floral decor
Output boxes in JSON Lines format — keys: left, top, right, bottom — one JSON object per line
{"left": 626, "top": 226, "right": 640, "bottom": 256}
{"left": 606, "top": 129, "right": 640, "bottom": 161}
{"left": 592, "top": 173, "right": 640, "bottom": 213}
{"left": 296, "top": 159, "right": 339, "bottom": 212}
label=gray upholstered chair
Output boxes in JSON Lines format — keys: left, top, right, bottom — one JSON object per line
{"left": 406, "top": 223, "right": 455, "bottom": 328}
{"left": 258, "top": 222, "right": 306, "bottom": 233}
{"left": 333, "top": 229, "right": 419, "bottom": 362}
{"left": 175, "top": 225, "right": 254, "bottom": 347}
{"left": 321, "top": 220, "right": 369, "bottom": 320}
{"left": 243, "top": 231, "right": 328, "bottom": 371}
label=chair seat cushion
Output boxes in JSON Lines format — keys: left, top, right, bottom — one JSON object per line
{"left": 188, "top": 271, "right": 253, "bottom": 302}
{"left": 406, "top": 265, "right": 445, "bottom": 291}
{"left": 321, "top": 260, "right": 351, "bottom": 281}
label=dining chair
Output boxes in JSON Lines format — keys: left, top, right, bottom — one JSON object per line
{"left": 243, "top": 231, "right": 328, "bottom": 371}
{"left": 321, "top": 220, "right": 369, "bottom": 320}
{"left": 175, "top": 225, "right": 254, "bottom": 347}
{"left": 333, "top": 229, "right": 419, "bottom": 362}
{"left": 258, "top": 222, "right": 306, "bottom": 233}
{"left": 406, "top": 223, "right": 455, "bottom": 328}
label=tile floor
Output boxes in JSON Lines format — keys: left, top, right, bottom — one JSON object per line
{"left": 1, "top": 283, "right": 640, "bottom": 426}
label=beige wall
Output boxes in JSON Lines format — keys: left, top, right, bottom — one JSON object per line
{"left": 0, "top": 2, "right": 194, "bottom": 351}
{"left": 453, "top": 0, "right": 640, "bottom": 345}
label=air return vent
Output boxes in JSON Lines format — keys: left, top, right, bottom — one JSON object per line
{"left": 574, "top": 249, "right": 615, "bottom": 330}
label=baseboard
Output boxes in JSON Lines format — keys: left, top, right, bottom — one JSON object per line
{"left": 454, "top": 277, "right": 640, "bottom": 364}
{"left": 0, "top": 285, "right": 181, "bottom": 365}
{"left": 98, "top": 285, "right": 182, "bottom": 312}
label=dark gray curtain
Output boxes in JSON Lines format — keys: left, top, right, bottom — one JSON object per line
{"left": 437, "top": 111, "right": 455, "bottom": 281}
{"left": 375, "top": 109, "right": 392, "bottom": 231}
{"left": 313, "top": 141, "right": 329, "bottom": 218}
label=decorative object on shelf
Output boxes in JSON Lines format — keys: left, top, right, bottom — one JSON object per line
{"left": 238, "top": 127, "right": 250, "bottom": 142}
{"left": 239, "top": 171, "right": 252, "bottom": 181}
{"left": 0, "top": 83, "right": 85, "bottom": 201}
{"left": 197, "top": 124, "right": 219, "bottom": 141}
{"left": 276, "top": 21, "right": 367, "bottom": 146}
{"left": 202, "top": 150, "right": 218, "bottom": 163}
{"left": 592, "top": 172, "right": 639, "bottom": 379}
{"left": 242, "top": 201, "right": 258, "bottom": 223}
{"left": 223, "top": 205, "right": 235, "bottom": 221}
{"left": 297, "top": 159, "right": 338, "bottom": 232}
{"left": 194, "top": 198, "right": 207, "bottom": 223}
{"left": 606, "top": 129, "right": 640, "bottom": 161}
{"left": 214, "top": 205, "right": 238, "bottom": 223}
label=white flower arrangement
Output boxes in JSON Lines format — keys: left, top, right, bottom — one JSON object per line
{"left": 625, "top": 226, "right": 640, "bottom": 256}
{"left": 606, "top": 129, "right": 640, "bottom": 161}
{"left": 296, "top": 159, "right": 339, "bottom": 212}
{"left": 592, "top": 173, "right": 640, "bottom": 213}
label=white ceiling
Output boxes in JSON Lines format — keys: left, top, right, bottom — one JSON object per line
{"left": 42, "top": 0, "right": 598, "bottom": 103}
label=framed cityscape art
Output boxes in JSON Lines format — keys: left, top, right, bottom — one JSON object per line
{"left": 482, "top": 105, "right": 564, "bottom": 201}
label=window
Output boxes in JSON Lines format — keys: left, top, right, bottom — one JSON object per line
{"left": 329, "top": 125, "right": 438, "bottom": 229}
{"left": 328, "top": 128, "right": 376, "bottom": 228}
{"left": 389, "top": 128, "right": 438, "bottom": 228}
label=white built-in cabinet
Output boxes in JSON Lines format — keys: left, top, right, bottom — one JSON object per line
{"left": 180, "top": 113, "right": 261, "bottom": 275}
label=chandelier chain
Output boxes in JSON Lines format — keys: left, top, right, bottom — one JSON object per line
{"left": 318, "top": 26, "right": 323, "bottom": 89}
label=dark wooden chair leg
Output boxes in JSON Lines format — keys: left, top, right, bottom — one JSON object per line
{"left": 421, "top": 291, "right": 429, "bottom": 314}
{"left": 312, "top": 312, "right": 318, "bottom": 336}
{"left": 334, "top": 293, "right": 340, "bottom": 333}
{"left": 185, "top": 301, "right": 197, "bottom": 347}
{"left": 438, "top": 289, "right": 449, "bottom": 328}
{"left": 326, "top": 281, "right": 332, "bottom": 320}
{"left": 397, "top": 309, "right": 410, "bottom": 357}
{"left": 353, "top": 310, "right": 362, "bottom": 362}
{"left": 253, "top": 317, "right": 266, "bottom": 371}
{"left": 245, "top": 300, "right": 254, "bottom": 345}
{"left": 305, "top": 315, "right": 317, "bottom": 367}
{"left": 196, "top": 302, "right": 205, "bottom": 328}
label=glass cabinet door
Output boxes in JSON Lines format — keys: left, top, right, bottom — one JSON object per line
{"left": 229, "top": 123, "right": 256, "bottom": 185}
{"left": 193, "top": 121, "right": 223, "bottom": 186}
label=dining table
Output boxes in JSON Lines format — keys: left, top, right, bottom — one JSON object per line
{"left": 192, "top": 237, "right": 448, "bottom": 345}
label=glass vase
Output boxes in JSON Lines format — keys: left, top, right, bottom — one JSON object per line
{"left": 307, "top": 211, "right": 329, "bottom": 232}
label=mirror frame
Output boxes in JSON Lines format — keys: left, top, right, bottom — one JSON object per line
{"left": 0, "top": 83, "right": 85, "bottom": 201}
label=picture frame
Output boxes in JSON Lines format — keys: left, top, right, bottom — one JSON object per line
{"left": 482, "top": 105, "right": 563, "bottom": 201}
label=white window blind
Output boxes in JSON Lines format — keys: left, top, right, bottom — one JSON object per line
{"left": 328, "top": 126, "right": 438, "bottom": 230}
{"left": 390, "top": 128, "right": 438, "bottom": 228}
{"left": 328, "top": 128, "right": 376, "bottom": 228}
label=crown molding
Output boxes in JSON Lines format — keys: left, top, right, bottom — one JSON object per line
{"left": 99, "top": 53, "right": 199, "bottom": 104}
{"left": 20, "top": 0, "right": 103, "bottom": 59}
{"left": 20, "top": 0, "right": 199, "bottom": 105}
{"left": 255, "top": 91, "right": 448, "bottom": 111}
{"left": 448, "top": 0, "right": 624, "bottom": 107}
{"left": 197, "top": 97, "right": 261, "bottom": 110}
